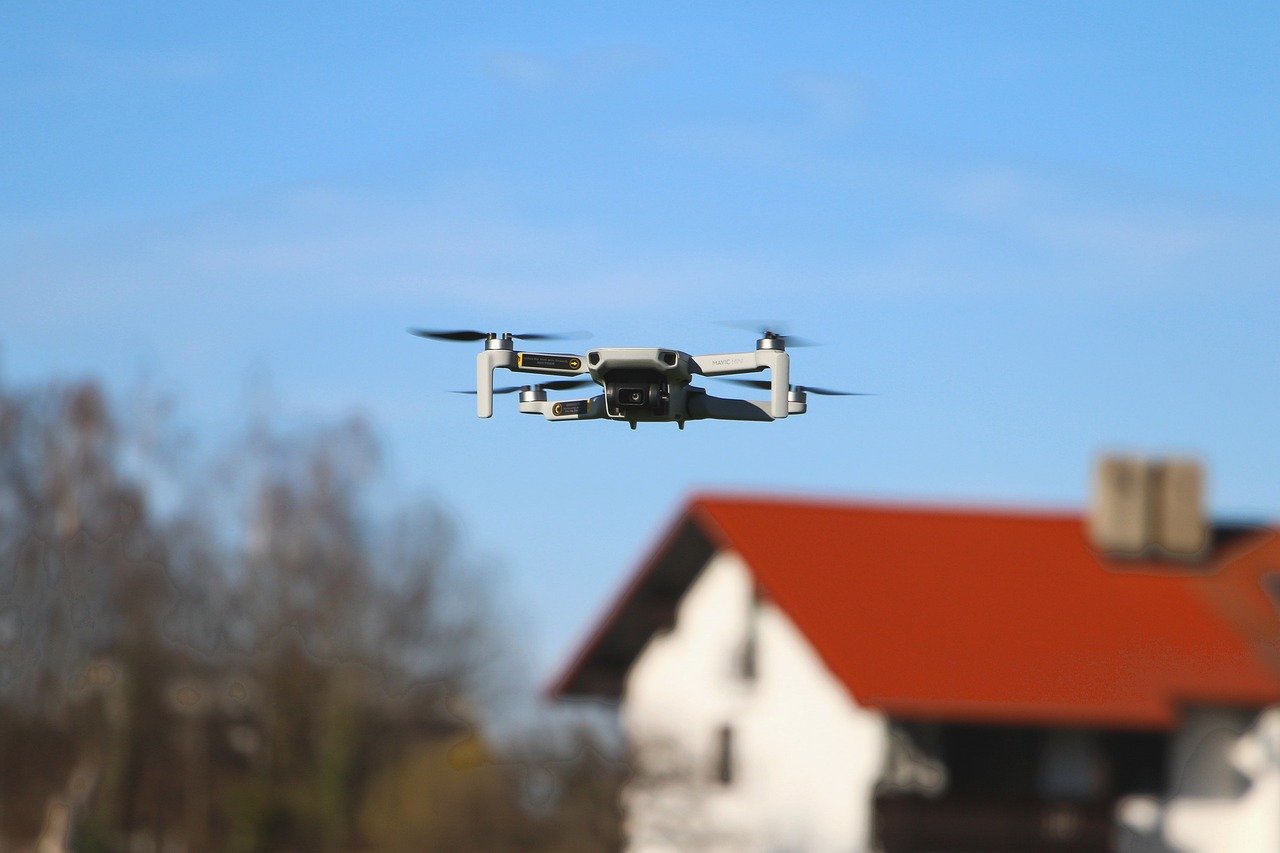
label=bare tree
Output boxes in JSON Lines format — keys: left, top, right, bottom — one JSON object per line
{"left": 0, "top": 375, "right": 625, "bottom": 851}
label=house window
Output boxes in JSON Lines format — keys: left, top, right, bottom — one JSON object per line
{"left": 740, "top": 630, "right": 758, "bottom": 681}
{"left": 714, "top": 724, "right": 735, "bottom": 785}
{"left": 739, "top": 586, "right": 763, "bottom": 680}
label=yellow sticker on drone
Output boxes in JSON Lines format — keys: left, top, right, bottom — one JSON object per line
{"left": 552, "top": 400, "right": 588, "bottom": 417}
{"left": 518, "top": 353, "right": 580, "bottom": 371}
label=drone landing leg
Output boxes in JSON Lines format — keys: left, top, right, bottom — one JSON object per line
{"left": 476, "top": 348, "right": 517, "bottom": 418}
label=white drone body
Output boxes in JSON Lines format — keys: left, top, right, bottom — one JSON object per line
{"left": 411, "top": 327, "right": 859, "bottom": 429}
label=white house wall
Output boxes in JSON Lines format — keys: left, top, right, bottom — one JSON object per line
{"left": 1150, "top": 707, "right": 1280, "bottom": 852}
{"left": 622, "top": 550, "right": 887, "bottom": 852}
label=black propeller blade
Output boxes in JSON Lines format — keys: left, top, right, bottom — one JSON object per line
{"left": 719, "top": 378, "right": 871, "bottom": 396}
{"left": 717, "top": 320, "right": 819, "bottom": 348}
{"left": 409, "top": 328, "right": 591, "bottom": 342}
{"left": 451, "top": 379, "right": 597, "bottom": 395}
{"left": 452, "top": 385, "right": 523, "bottom": 395}
{"left": 410, "top": 328, "right": 490, "bottom": 341}
{"left": 798, "top": 385, "right": 871, "bottom": 397}
{"left": 526, "top": 379, "right": 597, "bottom": 391}
{"left": 512, "top": 331, "right": 591, "bottom": 341}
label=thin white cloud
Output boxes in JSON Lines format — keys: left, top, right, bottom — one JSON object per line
{"left": 0, "top": 180, "right": 788, "bottom": 337}
{"left": 576, "top": 44, "right": 657, "bottom": 79}
{"left": 660, "top": 119, "right": 1280, "bottom": 287}
{"left": 483, "top": 50, "right": 558, "bottom": 90}
{"left": 482, "top": 44, "right": 658, "bottom": 92}
{"left": 781, "top": 71, "right": 867, "bottom": 127}
{"left": 938, "top": 167, "right": 1039, "bottom": 217}
{"left": 935, "top": 166, "right": 1270, "bottom": 272}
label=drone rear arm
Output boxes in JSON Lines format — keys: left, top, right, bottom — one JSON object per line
{"left": 686, "top": 388, "right": 806, "bottom": 421}
{"left": 689, "top": 349, "right": 790, "bottom": 418}
{"left": 518, "top": 395, "right": 606, "bottom": 421}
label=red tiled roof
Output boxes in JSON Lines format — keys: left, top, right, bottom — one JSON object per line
{"left": 551, "top": 494, "right": 1280, "bottom": 729}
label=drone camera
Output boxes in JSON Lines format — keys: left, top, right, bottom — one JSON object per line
{"left": 604, "top": 370, "right": 669, "bottom": 417}
{"left": 619, "top": 387, "right": 648, "bottom": 406}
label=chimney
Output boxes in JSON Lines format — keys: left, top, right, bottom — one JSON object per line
{"left": 1089, "top": 456, "right": 1151, "bottom": 554}
{"left": 1151, "top": 459, "right": 1208, "bottom": 557}
{"left": 1088, "top": 454, "right": 1208, "bottom": 560}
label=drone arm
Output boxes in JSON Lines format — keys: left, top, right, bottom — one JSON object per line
{"left": 689, "top": 351, "right": 757, "bottom": 376}
{"left": 475, "top": 349, "right": 590, "bottom": 418}
{"left": 508, "top": 352, "right": 589, "bottom": 378}
{"left": 518, "top": 395, "right": 606, "bottom": 421}
{"left": 686, "top": 388, "right": 806, "bottom": 421}
{"left": 690, "top": 349, "right": 790, "bottom": 418}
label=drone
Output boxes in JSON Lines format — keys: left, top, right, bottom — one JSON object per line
{"left": 409, "top": 326, "right": 864, "bottom": 429}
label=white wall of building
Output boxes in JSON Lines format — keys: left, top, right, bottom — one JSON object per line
{"left": 616, "top": 550, "right": 1280, "bottom": 853}
{"left": 1145, "top": 707, "right": 1280, "bottom": 852}
{"left": 621, "top": 550, "right": 887, "bottom": 852}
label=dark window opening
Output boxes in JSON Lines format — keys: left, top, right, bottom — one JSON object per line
{"left": 932, "top": 723, "right": 1168, "bottom": 801}
{"left": 739, "top": 585, "right": 763, "bottom": 681}
{"left": 740, "top": 632, "right": 758, "bottom": 681}
{"left": 1101, "top": 730, "right": 1167, "bottom": 796}
{"left": 714, "top": 725, "right": 734, "bottom": 785}
{"left": 942, "top": 725, "right": 1041, "bottom": 797}
{"left": 876, "top": 723, "right": 1171, "bottom": 851}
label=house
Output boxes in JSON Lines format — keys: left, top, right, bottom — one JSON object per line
{"left": 549, "top": 459, "right": 1280, "bottom": 852}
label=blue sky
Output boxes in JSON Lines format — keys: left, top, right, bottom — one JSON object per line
{"left": 4, "top": 2, "right": 1279, "bottom": 678}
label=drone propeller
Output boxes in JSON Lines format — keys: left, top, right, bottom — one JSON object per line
{"left": 717, "top": 320, "right": 819, "bottom": 348}
{"left": 451, "top": 379, "right": 597, "bottom": 395}
{"left": 719, "top": 378, "right": 870, "bottom": 396}
{"left": 516, "top": 331, "right": 592, "bottom": 341}
{"left": 409, "top": 328, "right": 591, "bottom": 342}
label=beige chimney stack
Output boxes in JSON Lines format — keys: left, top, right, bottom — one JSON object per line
{"left": 1088, "top": 454, "right": 1208, "bottom": 560}
{"left": 1152, "top": 459, "right": 1208, "bottom": 557}
{"left": 1089, "top": 456, "right": 1151, "bottom": 554}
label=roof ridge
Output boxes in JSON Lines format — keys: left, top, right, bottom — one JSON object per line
{"left": 691, "top": 491, "right": 1083, "bottom": 521}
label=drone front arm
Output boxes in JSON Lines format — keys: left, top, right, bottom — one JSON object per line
{"left": 689, "top": 349, "right": 790, "bottom": 418}
{"left": 509, "top": 352, "right": 588, "bottom": 377}
{"left": 475, "top": 349, "right": 589, "bottom": 418}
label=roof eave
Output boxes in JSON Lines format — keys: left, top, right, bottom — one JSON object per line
{"left": 544, "top": 498, "right": 723, "bottom": 700}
